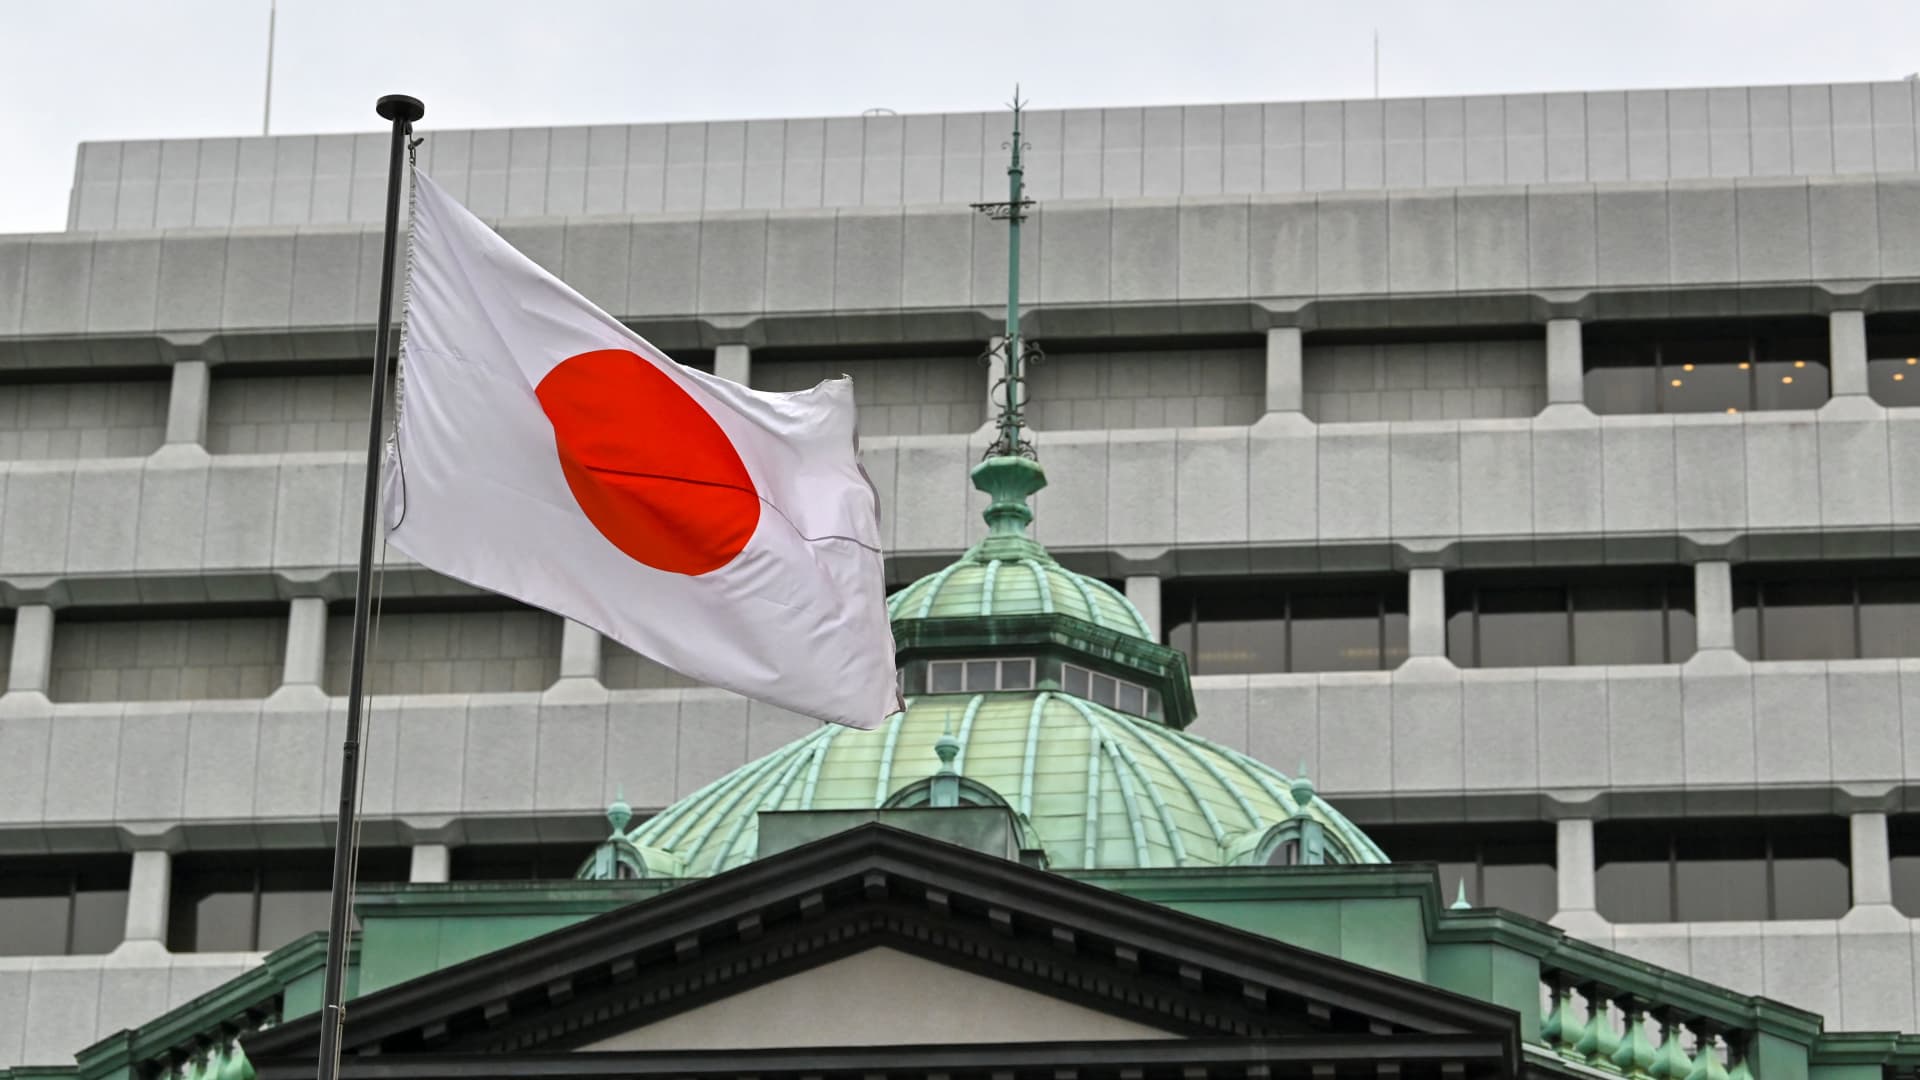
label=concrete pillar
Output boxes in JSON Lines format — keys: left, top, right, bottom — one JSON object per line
{"left": 1265, "top": 326, "right": 1304, "bottom": 413}
{"left": 164, "top": 358, "right": 211, "bottom": 446}
{"left": 1694, "top": 560, "right": 1736, "bottom": 652}
{"left": 1545, "top": 318, "right": 1584, "bottom": 406}
{"left": 1556, "top": 818, "right": 1597, "bottom": 914}
{"left": 1124, "top": 575, "right": 1162, "bottom": 641}
{"left": 8, "top": 604, "right": 54, "bottom": 695}
{"left": 713, "top": 343, "right": 751, "bottom": 386}
{"left": 1851, "top": 812, "right": 1893, "bottom": 907}
{"left": 409, "top": 843, "right": 451, "bottom": 884}
{"left": 122, "top": 849, "right": 171, "bottom": 947}
{"left": 1407, "top": 569, "right": 1446, "bottom": 658}
{"left": 281, "top": 597, "right": 328, "bottom": 689}
{"left": 1829, "top": 310, "right": 1869, "bottom": 397}
{"left": 560, "top": 618, "right": 603, "bottom": 681}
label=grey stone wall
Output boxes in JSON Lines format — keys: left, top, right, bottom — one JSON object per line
{"left": 1025, "top": 346, "right": 1264, "bottom": 430}
{"left": 0, "top": 379, "right": 167, "bottom": 460}
{"left": 48, "top": 614, "right": 282, "bottom": 702}
{"left": 1302, "top": 339, "right": 1545, "bottom": 422}
{"left": 321, "top": 608, "right": 561, "bottom": 695}
{"left": 602, "top": 639, "right": 700, "bottom": 691}
{"left": 66, "top": 82, "right": 1920, "bottom": 230}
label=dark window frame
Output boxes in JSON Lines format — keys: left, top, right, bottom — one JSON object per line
{"left": 1595, "top": 818, "right": 1852, "bottom": 923}
{"left": 0, "top": 853, "right": 130, "bottom": 957}
{"left": 1584, "top": 321, "right": 1832, "bottom": 415}
{"left": 1365, "top": 822, "right": 1557, "bottom": 921}
{"left": 1164, "top": 576, "right": 1410, "bottom": 675}
{"left": 168, "top": 849, "right": 407, "bottom": 952}
{"left": 1732, "top": 563, "right": 1920, "bottom": 661}
{"left": 1446, "top": 569, "right": 1694, "bottom": 668}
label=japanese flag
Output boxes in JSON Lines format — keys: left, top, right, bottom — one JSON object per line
{"left": 383, "top": 170, "right": 898, "bottom": 729}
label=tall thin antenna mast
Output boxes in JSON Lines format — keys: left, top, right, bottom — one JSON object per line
{"left": 262, "top": 0, "right": 277, "bottom": 135}
{"left": 971, "top": 87, "right": 1038, "bottom": 461}
{"left": 1372, "top": 28, "right": 1380, "bottom": 98}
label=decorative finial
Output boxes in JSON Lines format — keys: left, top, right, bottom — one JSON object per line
{"left": 1290, "top": 762, "right": 1316, "bottom": 806}
{"left": 935, "top": 713, "right": 961, "bottom": 774}
{"left": 972, "top": 86, "right": 1040, "bottom": 463}
{"left": 606, "top": 789, "right": 633, "bottom": 835}
{"left": 1451, "top": 879, "right": 1472, "bottom": 910}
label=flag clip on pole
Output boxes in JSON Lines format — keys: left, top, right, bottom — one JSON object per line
{"left": 315, "top": 91, "right": 423, "bottom": 1080}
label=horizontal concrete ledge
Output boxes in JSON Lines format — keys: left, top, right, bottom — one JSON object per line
{"left": 3, "top": 657, "right": 1920, "bottom": 840}
{"left": 0, "top": 410, "right": 1911, "bottom": 595}
{"left": 14, "top": 176, "right": 1920, "bottom": 348}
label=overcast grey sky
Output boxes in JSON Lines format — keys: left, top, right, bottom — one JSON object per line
{"left": 4, "top": 0, "right": 1919, "bottom": 233}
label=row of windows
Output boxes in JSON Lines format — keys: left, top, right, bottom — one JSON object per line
{"left": 4, "top": 815, "right": 1884, "bottom": 956}
{"left": 0, "top": 845, "right": 587, "bottom": 957}
{"left": 1164, "top": 563, "right": 1920, "bottom": 673}
{"left": 1585, "top": 318, "right": 1920, "bottom": 414}
{"left": 1367, "top": 816, "right": 1859, "bottom": 924}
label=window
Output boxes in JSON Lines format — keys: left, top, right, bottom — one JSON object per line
{"left": 168, "top": 849, "right": 408, "bottom": 952}
{"left": 1733, "top": 563, "right": 1920, "bottom": 661}
{"left": 1866, "top": 317, "right": 1920, "bottom": 407}
{"left": 923, "top": 657, "right": 1035, "bottom": 694}
{"left": 0, "top": 854, "right": 129, "bottom": 956}
{"left": 1164, "top": 576, "right": 1408, "bottom": 675}
{"left": 1584, "top": 319, "right": 1830, "bottom": 415}
{"left": 449, "top": 845, "right": 590, "bottom": 881}
{"left": 1595, "top": 818, "right": 1850, "bottom": 922}
{"left": 1366, "top": 823, "right": 1556, "bottom": 921}
{"left": 1061, "top": 663, "right": 1155, "bottom": 716}
{"left": 1887, "top": 816, "right": 1920, "bottom": 917}
{"left": 1446, "top": 569, "right": 1694, "bottom": 668}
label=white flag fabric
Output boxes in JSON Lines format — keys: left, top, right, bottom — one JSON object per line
{"left": 384, "top": 170, "right": 898, "bottom": 729}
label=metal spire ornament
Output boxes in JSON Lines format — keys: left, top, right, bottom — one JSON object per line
{"left": 972, "top": 87, "right": 1040, "bottom": 460}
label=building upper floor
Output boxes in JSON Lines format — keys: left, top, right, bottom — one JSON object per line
{"left": 59, "top": 80, "right": 1920, "bottom": 232}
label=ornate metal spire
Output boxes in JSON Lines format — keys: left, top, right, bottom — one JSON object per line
{"left": 973, "top": 87, "right": 1040, "bottom": 460}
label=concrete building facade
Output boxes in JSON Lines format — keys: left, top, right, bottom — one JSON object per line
{"left": 9, "top": 78, "right": 1920, "bottom": 1064}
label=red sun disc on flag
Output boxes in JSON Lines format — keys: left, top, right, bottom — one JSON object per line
{"left": 536, "top": 349, "right": 761, "bottom": 576}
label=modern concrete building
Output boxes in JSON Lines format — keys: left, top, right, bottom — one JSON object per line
{"left": 9, "top": 77, "right": 1920, "bottom": 1066}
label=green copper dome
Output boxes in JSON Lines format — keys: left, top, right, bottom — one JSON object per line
{"left": 625, "top": 692, "right": 1386, "bottom": 877}
{"left": 594, "top": 443, "right": 1386, "bottom": 879}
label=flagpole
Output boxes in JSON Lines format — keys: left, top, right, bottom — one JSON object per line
{"left": 315, "top": 91, "right": 422, "bottom": 1080}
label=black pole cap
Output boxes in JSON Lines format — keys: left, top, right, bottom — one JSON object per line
{"left": 376, "top": 95, "right": 425, "bottom": 124}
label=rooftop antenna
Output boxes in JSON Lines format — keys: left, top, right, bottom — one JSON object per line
{"left": 1372, "top": 28, "right": 1380, "bottom": 98}
{"left": 261, "top": 0, "right": 277, "bottom": 135}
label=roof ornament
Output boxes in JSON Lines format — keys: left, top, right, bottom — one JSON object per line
{"left": 931, "top": 714, "right": 963, "bottom": 807}
{"left": 969, "top": 87, "right": 1050, "bottom": 545}
{"left": 1290, "top": 762, "right": 1317, "bottom": 808}
{"left": 1451, "top": 879, "right": 1472, "bottom": 910}
{"left": 606, "top": 789, "right": 633, "bottom": 836}
{"left": 973, "top": 86, "right": 1041, "bottom": 464}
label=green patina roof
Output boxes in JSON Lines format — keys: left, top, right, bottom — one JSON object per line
{"left": 603, "top": 454, "right": 1385, "bottom": 877}
{"left": 625, "top": 692, "right": 1386, "bottom": 877}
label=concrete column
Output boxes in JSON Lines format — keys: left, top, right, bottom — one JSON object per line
{"left": 1124, "top": 575, "right": 1163, "bottom": 641}
{"left": 1851, "top": 812, "right": 1893, "bottom": 907}
{"left": 1265, "top": 326, "right": 1304, "bottom": 413}
{"left": 164, "top": 358, "right": 211, "bottom": 446}
{"left": 560, "top": 618, "right": 603, "bottom": 681}
{"left": 8, "top": 604, "right": 54, "bottom": 695}
{"left": 409, "top": 843, "right": 451, "bottom": 884}
{"left": 1545, "top": 318, "right": 1584, "bottom": 406}
{"left": 281, "top": 597, "right": 328, "bottom": 689}
{"left": 713, "top": 343, "right": 751, "bottom": 386}
{"left": 1407, "top": 568, "right": 1446, "bottom": 658}
{"left": 1694, "top": 560, "right": 1736, "bottom": 652}
{"left": 1556, "top": 818, "right": 1597, "bottom": 914}
{"left": 122, "top": 849, "right": 171, "bottom": 947}
{"left": 1829, "top": 310, "right": 1869, "bottom": 397}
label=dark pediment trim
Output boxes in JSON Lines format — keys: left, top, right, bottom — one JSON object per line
{"left": 261, "top": 1033, "right": 1512, "bottom": 1080}
{"left": 248, "top": 824, "right": 1520, "bottom": 1074}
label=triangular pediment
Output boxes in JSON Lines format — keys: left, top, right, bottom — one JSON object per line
{"left": 246, "top": 824, "right": 1521, "bottom": 1080}
{"left": 576, "top": 945, "right": 1182, "bottom": 1051}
